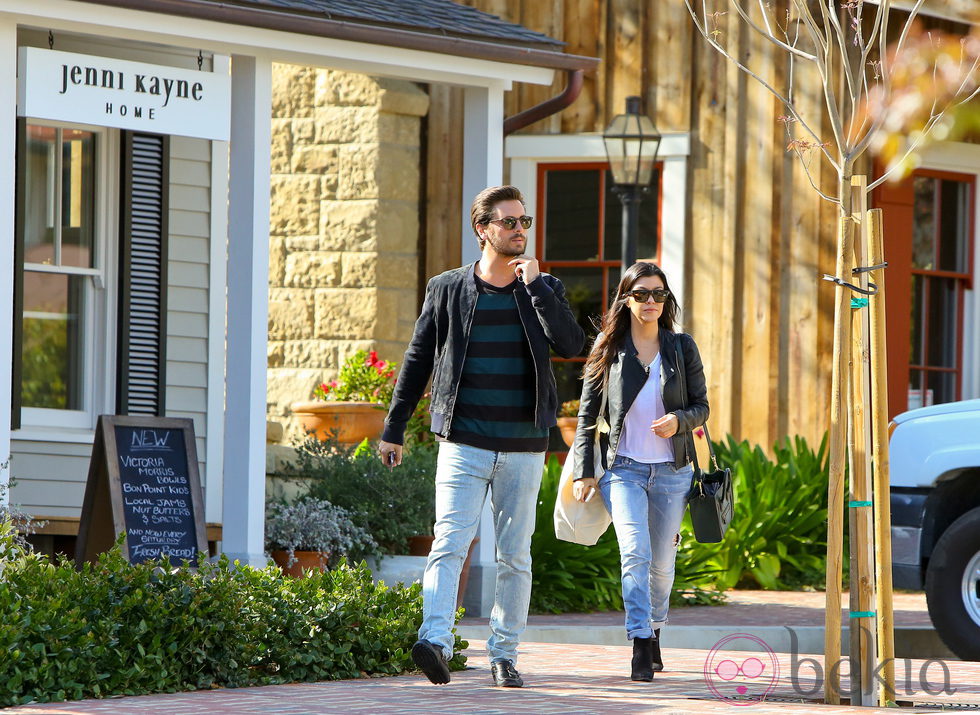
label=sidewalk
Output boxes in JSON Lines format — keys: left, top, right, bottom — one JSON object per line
{"left": 458, "top": 590, "right": 953, "bottom": 658}
{"left": 4, "top": 641, "right": 978, "bottom": 714}
{"left": 4, "top": 590, "right": 976, "bottom": 714}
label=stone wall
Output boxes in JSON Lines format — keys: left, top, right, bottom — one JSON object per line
{"left": 267, "top": 65, "right": 429, "bottom": 442}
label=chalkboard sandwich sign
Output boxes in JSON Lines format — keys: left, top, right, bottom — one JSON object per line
{"left": 77, "top": 415, "right": 208, "bottom": 567}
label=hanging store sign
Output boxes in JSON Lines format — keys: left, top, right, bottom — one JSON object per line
{"left": 17, "top": 47, "right": 230, "bottom": 141}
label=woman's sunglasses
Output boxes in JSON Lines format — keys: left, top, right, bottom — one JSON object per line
{"left": 488, "top": 215, "right": 533, "bottom": 230}
{"left": 626, "top": 288, "right": 670, "bottom": 304}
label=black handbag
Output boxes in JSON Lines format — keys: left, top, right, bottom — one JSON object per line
{"left": 675, "top": 342, "right": 734, "bottom": 543}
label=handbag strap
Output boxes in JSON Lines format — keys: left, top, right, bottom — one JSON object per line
{"left": 674, "top": 338, "right": 718, "bottom": 472}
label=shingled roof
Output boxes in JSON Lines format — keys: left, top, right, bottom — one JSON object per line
{"left": 227, "top": 0, "right": 563, "bottom": 48}
{"left": 95, "top": 0, "right": 596, "bottom": 71}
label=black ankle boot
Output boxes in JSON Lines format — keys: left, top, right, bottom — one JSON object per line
{"left": 631, "top": 637, "right": 654, "bottom": 681}
{"left": 651, "top": 628, "right": 664, "bottom": 672}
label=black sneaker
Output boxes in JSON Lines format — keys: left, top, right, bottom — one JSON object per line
{"left": 412, "top": 639, "right": 451, "bottom": 685}
{"left": 491, "top": 659, "right": 524, "bottom": 687}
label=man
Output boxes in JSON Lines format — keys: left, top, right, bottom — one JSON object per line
{"left": 379, "top": 185, "right": 584, "bottom": 688}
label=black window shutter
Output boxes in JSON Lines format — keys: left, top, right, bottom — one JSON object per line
{"left": 117, "top": 132, "right": 169, "bottom": 416}
{"left": 11, "top": 118, "right": 26, "bottom": 429}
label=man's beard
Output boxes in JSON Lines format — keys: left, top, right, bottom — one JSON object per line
{"left": 486, "top": 232, "right": 525, "bottom": 256}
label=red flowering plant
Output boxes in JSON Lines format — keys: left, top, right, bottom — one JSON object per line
{"left": 312, "top": 350, "right": 396, "bottom": 405}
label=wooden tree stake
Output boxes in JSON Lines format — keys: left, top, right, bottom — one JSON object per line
{"left": 825, "top": 214, "right": 854, "bottom": 705}
{"left": 848, "top": 175, "right": 878, "bottom": 706}
{"left": 868, "top": 207, "right": 896, "bottom": 702}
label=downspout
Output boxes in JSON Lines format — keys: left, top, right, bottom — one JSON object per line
{"left": 503, "top": 69, "right": 585, "bottom": 136}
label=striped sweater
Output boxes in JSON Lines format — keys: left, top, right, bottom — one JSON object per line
{"left": 448, "top": 275, "right": 549, "bottom": 452}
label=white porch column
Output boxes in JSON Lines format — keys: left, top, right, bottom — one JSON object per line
{"left": 460, "top": 84, "right": 505, "bottom": 265}
{"left": 221, "top": 54, "right": 272, "bottom": 566}
{"left": 459, "top": 83, "right": 506, "bottom": 617}
{"left": 0, "top": 19, "right": 17, "bottom": 504}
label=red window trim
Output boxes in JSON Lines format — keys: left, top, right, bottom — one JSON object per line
{"left": 906, "top": 168, "right": 976, "bottom": 406}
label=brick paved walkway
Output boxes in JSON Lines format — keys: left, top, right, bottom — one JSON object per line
{"left": 4, "top": 591, "right": 964, "bottom": 714}
{"left": 4, "top": 640, "right": 977, "bottom": 715}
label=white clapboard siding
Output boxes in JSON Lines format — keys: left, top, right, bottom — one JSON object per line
{"left": 10, "top": 135, "right": 214, "bottom": 521}
{"left": 9, "top": 443, "right": 94, "bottom": 517}
{"left": 166, "top": 136, "right": 211, "bottom": 491}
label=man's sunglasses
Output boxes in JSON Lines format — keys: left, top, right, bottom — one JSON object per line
{"left": 488, "top": 215, "right": 533, "bottom": 230}
{"left": 626, "top": 288, "right": 670, "bottom": 303}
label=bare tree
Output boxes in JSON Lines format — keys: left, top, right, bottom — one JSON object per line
{"left": 684, "top": 0, "right": 979, "bottom": 706}
{"left": 686, "top": 1, "right": 979, "bottom": 211}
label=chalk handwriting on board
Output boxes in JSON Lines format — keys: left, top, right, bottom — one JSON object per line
{"left": 129, "top": 430, "right": 172, "bottom": 451}
{"left": 77, "top": 416, "right": 208, "bottom": 568}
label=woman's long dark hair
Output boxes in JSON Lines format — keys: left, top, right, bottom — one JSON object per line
{"left": 582, "top": 262, "right": 678, "bottom": 385}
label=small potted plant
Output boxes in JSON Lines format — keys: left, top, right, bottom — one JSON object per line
{"left": 265, "top": 497, "right": 377, "bottom": 577}
{"left": 290, "top": 349, "right": 396, "bottom": 444}
{"left": 557, "top": 399, "right": 580, "bottom": 448}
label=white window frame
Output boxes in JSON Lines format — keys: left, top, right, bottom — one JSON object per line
{"left": 912, "top": 141, "right": 980, "bottom": 401}
{"left": 16, "top": 119, "right": 118, "bottom": 440}
{"left": 506, "top": 132, "right": 690, "bottom": 327}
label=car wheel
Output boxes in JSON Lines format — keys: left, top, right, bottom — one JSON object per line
{"left": 925, "top": 506, "right": 980, "bottom": 661}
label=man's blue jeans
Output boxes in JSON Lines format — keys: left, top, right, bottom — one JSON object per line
{"left": 418, "top": 442, "right": 545, "bottom": 663}
{"left": 598, "top": 455, "right": 693, "bottom": 639}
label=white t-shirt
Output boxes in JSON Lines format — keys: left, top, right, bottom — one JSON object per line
{"left": 617, "top": 353, "right": 675, "bottom": 464}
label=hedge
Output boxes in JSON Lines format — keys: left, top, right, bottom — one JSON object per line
{"left": 0, "top": 526, "right": 466, "bottom": 707}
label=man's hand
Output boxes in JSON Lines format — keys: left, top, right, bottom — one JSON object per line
{"left": 573, "top": 477, "right": 598, "bottom": 502}
{"left": 651, "top": 413, "right": 679, "bottom": 439}
{"left": 508, "top": 255, "right": 540, "bottom": 284}
{"left": 379, "top": 441, "right": 403, "bottom": 468}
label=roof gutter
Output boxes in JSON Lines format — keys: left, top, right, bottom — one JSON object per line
{"left": 89, "top": 0, "right": 601, "bottom": 73}
{"left": 503, "top": 68, "right": 584, "bottom": 136}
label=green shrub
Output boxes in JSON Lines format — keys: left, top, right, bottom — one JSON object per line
{"left": 0, "top": 525, "right": 466, "bottom": 707}
{"left": 287, "top": 438, "right": 438, "bottom": 554}
{"left": 529, "top": 456, "right": 724, "bottom": 614}
{"left": 703, "top": 433, "right": 837, "bottom": 590}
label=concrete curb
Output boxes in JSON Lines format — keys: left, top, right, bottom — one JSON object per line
{"left": 456, "top": 624, "right": 958, "bottom": 660}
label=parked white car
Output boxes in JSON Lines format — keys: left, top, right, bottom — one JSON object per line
{"left": 889, "top": 398, "right": 980, "bottom": 660}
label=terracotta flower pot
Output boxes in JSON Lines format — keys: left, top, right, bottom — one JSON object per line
{"left": 557, "top": 416, "right": 579, "bottom": 448}
{"left": 270, "top": 549, "right": 330, "bottom": 578}
{"left": 290, "top": 400, "right": 386, "bottom": 444}
{"left": 406, "top": 535, "right": 479, "bottom": 609}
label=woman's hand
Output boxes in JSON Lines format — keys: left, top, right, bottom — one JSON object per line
{"left": 651, "top": 413, "right": 679, "bottom": 438}
{"left": 573, "top": 477, "right": 598, "bottom": 502}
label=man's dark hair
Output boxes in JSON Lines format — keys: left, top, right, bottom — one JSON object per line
{"left": 470, "top": 185, "right": 525, "bottom": 250}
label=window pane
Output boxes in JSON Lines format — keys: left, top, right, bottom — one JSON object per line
{"left": 938, "top": 178, "right": 970, "bottom": 273}
{"left": 548, "top": 266, "right": 603, "bottom": 357}
{"left": 925, "top": 276, "right": 957, "bottom": 368}
{"left": 603, "top": 168, "right": 660, "bottom": 262}
{"left": 553, "top": 360, "right": 585, "bottom": 413}
{"left": 21, "top": 271, "right": 86, "bottom": 410}
{"left": 910, "top": 275, "right": 923, "bottom": 366}
{"left": 25, "top": 125, "right": 57, "bottom": 265}
{"left": 61, "top": 129, "right": 96, "bottom": 268}
{"left": 543, "top": 170, "right": 600, "bottom": 261}
{"left": 907, "top": 370, "right": 931, "bottom": 410}
{"left": 912, "top": 176, "right": 936, "bottom": 270}
{"left": 926, "top": 370, "right": 956, "bottom": 406}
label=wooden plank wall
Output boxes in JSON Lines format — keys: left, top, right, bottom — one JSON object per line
{"left": 429, "top": 0, "right": 873, "bottom": 448}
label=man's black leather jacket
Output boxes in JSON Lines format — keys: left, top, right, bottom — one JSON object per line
{"left": 382, "top": 263, "right": 585, "bottom": 445}
{"left": 572, "top": 328, "right": 710, "bottom": 476}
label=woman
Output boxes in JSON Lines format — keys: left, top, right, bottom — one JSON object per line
{"left": 571, "top": 262, "right": 709, "bottom": 682}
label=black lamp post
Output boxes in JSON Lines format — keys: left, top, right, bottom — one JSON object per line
{"left": 602, "top": 96, "right": 662, "bottom": 279}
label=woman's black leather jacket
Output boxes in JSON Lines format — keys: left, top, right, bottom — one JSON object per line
{"left": 572, "top": 328, "right": 709, "bottom": 477}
